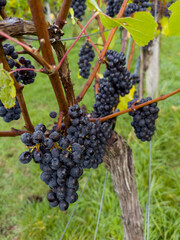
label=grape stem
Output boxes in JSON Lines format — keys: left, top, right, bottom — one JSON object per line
{"left": 77, "top": 20, "right": 100, "bottom": 55}
{"left": 76, "top": 0, "right": 129, "bottom": 103}
{"left": 56, "top": 111, "right": 64, "bottom": 131}
{"left": 89, "top": 88, "right": 180, "bottom": 122}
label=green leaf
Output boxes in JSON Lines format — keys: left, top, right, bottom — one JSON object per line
{"left": 87, "top": 0, "right": 102, "bottom": 12}
{"left": 168, "top": 0, "right": 180, "bottom": 36}
{"left": 0, "top": 64, "right": 16, "bottom": 108}
{"left": 99, "top": 12, "right": 158, "bottom": 46}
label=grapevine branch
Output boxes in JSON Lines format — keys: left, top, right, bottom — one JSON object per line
{"left": 89, "top": 88, "right": 180, "bottom": 122}
{"left": 28, "top": 0, "right": 69, "bottom": 124}
{"left": 52, "top": 0, "right": 76, "bottom": 107}
{"left": 76, "top": 0, "right": 129, "bottom": 103}
{"left": 0, "top": 128, "right": 29, "bottom": 137}
{"left": 56, "top": 0, "right": 72, "bottom": 29}
{"left": 52, "top": 41, "right": 75, "bottom": 107}
{"left": 96, "top": 0, "right": 106, "bottom": 45}
{"left": 0, "top": 43, "right": 34, "bottom": 132}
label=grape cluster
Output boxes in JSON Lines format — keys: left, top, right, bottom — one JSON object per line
{"left": 93, "top": 50, "right": 134, "bottom": 118}
{"left": 3, "top": 43, "right": 18, "bottom": 69}
{"left": 3, "top": 43, "right": 36, "bottom": 85}
{"left": 0, "top": 98, "right": 21, "bottom": 122}
{"left": 124, "top": 0, "right": 151, "bottom": 17}
{"left": 104, "top": 50, "right": 133, "bottom": 96}
{"left": 78, "top": 41, "right": 95, "bottom": 79}
{"left": 105, "top": 0, "right": 123, "bottom": 17}
{"left": 67, "top": 105, "right": 112, "bottom": 169}
{"left": 151, "top": 0, "right": 174, "bottom": 18}
{"left": 19, "top": 105, "right": 112, "bottom": 210}
{"left": 70, "top": 0, "right": 86, "bottom": 21}
{"left": 14, "top": 56, "right": 36, "bottom": 85}
{"left": 19, "top": 123, "right": 83, "bottom": 211}
{"left": 93, "top": 78, "right": 119, "bottom": 118}
{"left": 0, "top": 0, "right": 6, "bottom": 10}
{"left": 128, "top": 97, "right": 159, "bottom": 141}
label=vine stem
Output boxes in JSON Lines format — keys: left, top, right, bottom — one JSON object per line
{"left": 28, "top": 0, "right": 69, "bottom": 125}
{"left": 76, "top": 0, "right": 129, "bottom": 103}
{"left": 77, "top": 20, "right": 100, "bottom": 54}
{"left": 0, "top": 30, "right": 32, "bottom": 50}
{"left": 55, "top": 12, "right": 99, "bottom": 72}
{"left": 55, "top": 111, "right": 64, "bottom": 131}
{"left": 89, "top": 88, "right": 180, "bottom": 122}
{"left": 56, "top": 0, "right": 72, "bottom": 29}
{"left": 127, "top": 40, "right": 136, "bottom": 71}
{"left": 0, "top": 128, "right": 29, "bottom": 137}
{"left": 11, "top": 68, "right": 42, "bottom": 74}
{"left": 96, "top": 0, "right": 106, "bottom": 45}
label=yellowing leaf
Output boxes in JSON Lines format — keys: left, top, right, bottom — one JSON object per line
{"left": 0, "top": 64, "right": 16, "bottom": 108}
{"left": 117, "top": 85, "right": 135, "bottom": 111}
{"left": 160, "top": 17, "right": 170, "bottom": 36}
{"left": 69, "top": 8, "right": 76, "bottom": 25}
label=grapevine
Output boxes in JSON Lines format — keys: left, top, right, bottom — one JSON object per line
{"left": 0, "top": 0, "right": 179, "bottom": 239}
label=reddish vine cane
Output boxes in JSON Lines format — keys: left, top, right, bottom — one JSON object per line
{"left": 89, "top": 88, "right": 180, "bottom": 122}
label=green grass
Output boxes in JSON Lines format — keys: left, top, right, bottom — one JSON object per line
{"left": 0, "top": 21, "right": 180, "bottom": 240}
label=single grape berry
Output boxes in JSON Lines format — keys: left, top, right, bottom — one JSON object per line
{"left": 19, "top": 152, "right": 32, "bottom": 164}
{"left": 49, "top": 111, "right": 57, "bottom": 119}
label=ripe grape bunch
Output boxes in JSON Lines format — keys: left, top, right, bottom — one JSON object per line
{"left": 3, "top": 43, "right": 37, "bottom": 85}
{"left": 70, "top": 0, "right": 86, "bottom": 21}
{"left": 128, "top": 97, "right": 159, "bottom": 141}
{"left": 78, "top": 41, "right": 95, "bottom": 79}
{"left": 105, "top": 0, "right": 123, "bottom": 17}
{"left": 19, "top": 105, "right": 112, "bottom": 211}
{"left": 124, "top": 0, "right": 152, "bottom": 17}
{"left": 93, "top": 50, "right": 135, "bottom": 118}
{"left": 0, "top": 0, "right": 6, "bottom": 10}
{"left": 0, "top": 98, "right": 21, "bottom": 122}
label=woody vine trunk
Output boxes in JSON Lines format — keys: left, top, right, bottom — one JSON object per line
{"left": 104, "top": 132, "right": 144, "bottom": 240}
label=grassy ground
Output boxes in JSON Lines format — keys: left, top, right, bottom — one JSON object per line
{"left": 0, "top": 19, "right": 180, "bottom": 240}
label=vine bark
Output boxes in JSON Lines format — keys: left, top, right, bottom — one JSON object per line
{"left": 104, "top": 132, "right": 143, "bottom": 240}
